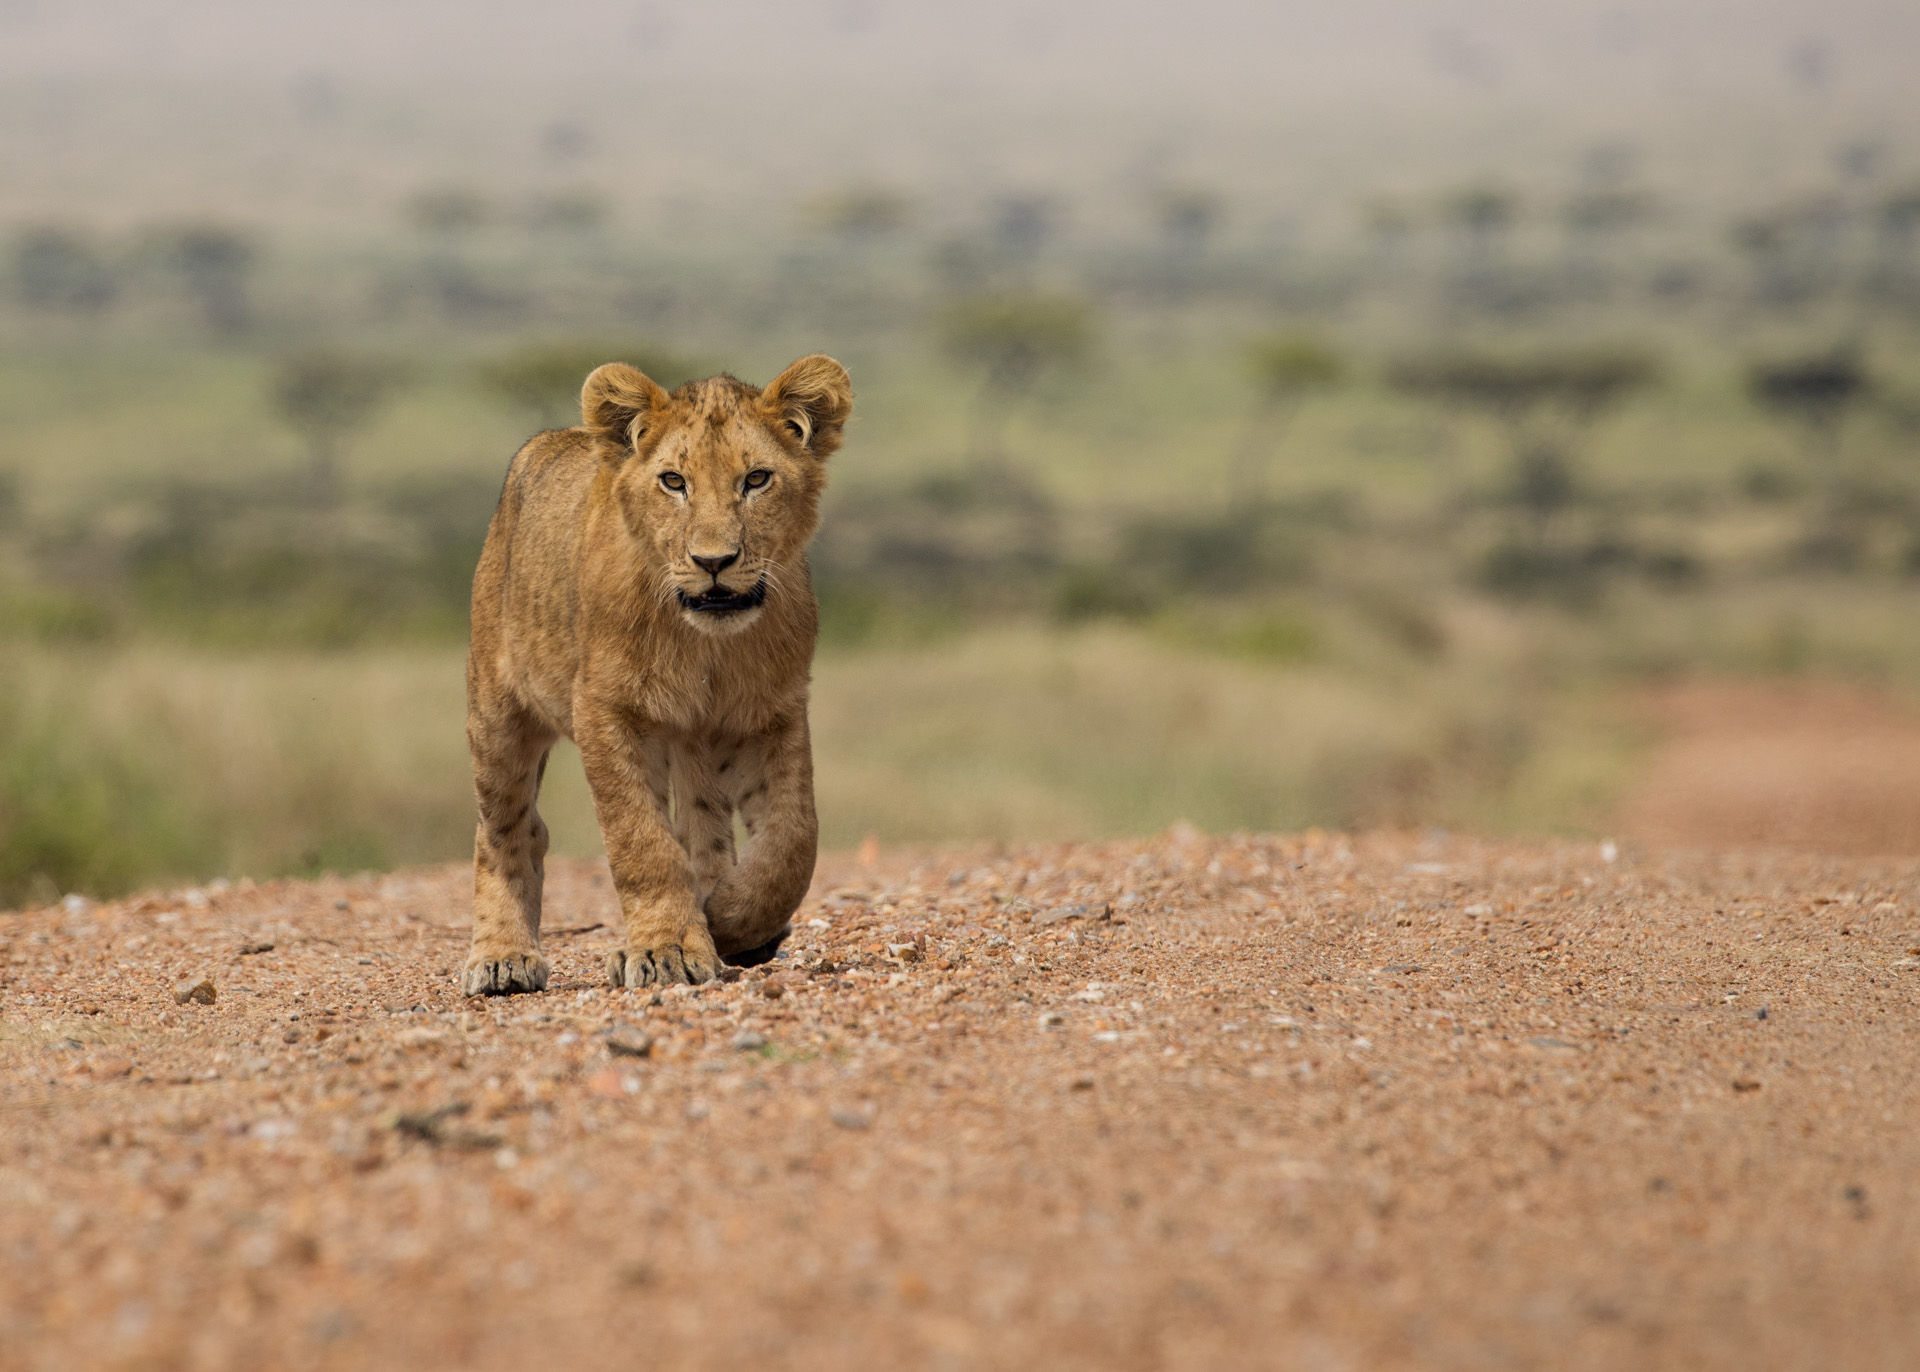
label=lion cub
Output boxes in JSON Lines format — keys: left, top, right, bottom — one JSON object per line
{"left": 460, "top": 355, "right": 852, "bottom": 995}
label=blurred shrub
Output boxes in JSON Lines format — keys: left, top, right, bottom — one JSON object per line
{"left": 526, "top": 190, "right": 611, "bottom": 233}
{"left": 407, "top": 186, "right": 491, "bottom": 235}
{"left": 1155, "top": 188, "right": 1223, "bottom": 255}
{"left": 478, "top": 342, "right": 706, "bottom": 429}
{"left": 1389, "top": 347, "right": 1658, "bottom": 420}
{"left": 803, "top": 186, "right": 916, "bottom": 240}
{"left": 1475, "top": 535, "right": 1705, "bottom": 600}
{"left": 1155, "top": 609, "right": 1322, "bottom": 663}
{"left": 1747, "top": 347, "right": 1873, "bottom": 567}
{"left": 1053, "top": 566, "right": 1155, "bottom": 622}
{"left": 0, "top": 673, "right": 212, "bottom": 906}
{"left": 1563, "top": 189, "right": 1658, "bottom": 237}
{"left": 1443, "top": 185, "right": 1518, "bottom": 248}
{"left": 0, "top": 588, "right": 115, "bottom": 644}
{"left": 1747, "top": 348, "right": 1869, "bottom": 432}
{"left": 991, "top": 196, "right": 1057, "bottom": 258}
{"left": 815, "top": 462, "right": 1061, "bottom": 606}
{"left": 1247, "top": 334, "right": 1346, "bottom": 399}
{"left": 13, "top": 226, "right": 117, "bottom": 314}
{"left": 96, "top": 474, "right": 498, "bottom": 647}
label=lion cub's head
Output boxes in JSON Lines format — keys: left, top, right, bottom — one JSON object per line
{"left": 580, "top": 354, "right": 852, "bottom": 636}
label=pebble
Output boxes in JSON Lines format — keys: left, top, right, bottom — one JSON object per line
{"left": 1036, "top": 904, "right": 1106, "bottom": 926}
{"left": 174, "top": 977, "right": 217, "bottom": 1006}
{"left": 604, "top": 1024, "right": 654, "bottom": 1059}
{"left": 86, "top": 1054, "right": 134, "bottom": 1081}
{"left": 732, "top": 1031, "right": 767, "bottom": 1052}
{"left": 587, "top": 1070, "right": 636, "bottom": 1099}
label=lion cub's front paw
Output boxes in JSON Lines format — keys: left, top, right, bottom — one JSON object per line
{"left": 461, "top": 950, "right": 551, "bottom": 997}
{"left": 607, "top": 934, "right": 722, "bottom": 988}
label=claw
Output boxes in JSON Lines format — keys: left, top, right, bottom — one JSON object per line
{"left": 460, "top": 951, "right": 550, "bottom": 997}
{"left": 607, "top": 938, "right": 722, "bottom": 988}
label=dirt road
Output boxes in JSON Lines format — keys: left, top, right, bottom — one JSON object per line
{"left": 2, "top": 830, "right": 1918, "bottom": 1371}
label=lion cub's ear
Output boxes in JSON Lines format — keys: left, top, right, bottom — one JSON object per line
{"left": 581, "top": 363, "right": 671, "bottom": 458}
{"left": 763, "top": 355, "right": 853, "bottom": 458}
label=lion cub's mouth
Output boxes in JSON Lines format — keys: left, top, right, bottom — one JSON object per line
{"left": 677, "top": 581, "right": 768, "bottom": 616}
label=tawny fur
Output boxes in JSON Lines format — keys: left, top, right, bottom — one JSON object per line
{"left": 460, "top": 355, "right": 853, "bottom": 995}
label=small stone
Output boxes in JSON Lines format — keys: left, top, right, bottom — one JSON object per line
{"left": 1036, "top": 904, "right": 1097, "bottom": 926}
{"left": 830, "top": 1106, "right": 870, "bottom": 1130}
{"left": 886, "top": 942, "right": 920, "bottom": 963}
{"left": 732, "top": 1031, "right": 767, "bottom": 1052}
{"left": 174, "top": 977, "right": 217, "bottom": 1006}
{"left": 87, "top": 1054, "right": 134, "bottom": 1081}
{"left": 759, "top": 978, "right": 786, "bottom": 1000}
{"left": 604, "top": 1024, "right": 653, "bottom": 1059}
{"left": 586, "top": 1069, "right": 630, "bottom": 1099}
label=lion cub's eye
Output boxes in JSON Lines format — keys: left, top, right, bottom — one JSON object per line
{"left": 744, "top": 469, "right": 773, "bottom": 491}
{"left": 659, "top": 472, "right": 686, "bottom": 493}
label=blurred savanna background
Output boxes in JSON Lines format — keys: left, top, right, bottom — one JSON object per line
{"left": 3, "top": 0, "right": 1920, "bottom": 907}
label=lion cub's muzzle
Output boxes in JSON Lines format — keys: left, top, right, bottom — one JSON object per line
{"left": 677, "top": 579, "right": 768, "bottom": 617}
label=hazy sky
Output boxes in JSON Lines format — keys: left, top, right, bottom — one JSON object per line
{"left": 1, "top": 1, "right": 1913, "bottom": 228}
{"left": 1, "top": 0, "right": 1915, "bottom": 105}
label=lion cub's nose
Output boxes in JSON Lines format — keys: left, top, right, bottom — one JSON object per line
{"left": 691, "top": 550, "right": 740, "bottom": 578}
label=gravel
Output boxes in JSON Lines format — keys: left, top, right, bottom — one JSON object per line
{"left": 2, "top": 831, "right": 1918, "bottom": 1369}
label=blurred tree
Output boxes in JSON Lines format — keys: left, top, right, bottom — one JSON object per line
{"left": 939, "top": 293, "right": 1093, "bottom": 460}
{"left": 1444, "top": 186, "right": 1516, "bottom": 259}
{"left": 1748, "top": 348, "right": 1871, "bottom": 566}
{"left": 478, "top": 343, "right": 705, "bottom": 430}
{"left": 1876, "top": 187, "right": 1920, "bottom": 299}
{"left": 991, "top": 195, "right": 1057, "bottom": 273}
{"left": 1233, "top": 334, "right": 1346, "bottom": 495}
{"left": 13, "top": 227, "right": 117, "bottom": 315}
{"left": 540, "top": 122, "right": 592, "bottom": 164}
{"left": 527, "top": 190, "right": 611, "bottom": 234}
{"left": 1563, "top": 189, "right": 1657, "bottom": 238}
{"left": 271, "top": 353, "right": 403, "bottom": 503}
{"left": 804, "top": 186, "right": 916, "bottom": 242}
{"left": 160, "top": 226, "right": 254, "bottom": 335}
{"left": 1157, "top": 189, "right": 1223, "bottom": 256}
{"left": 1391, "top": 347, "right": 1659, "bottom": 590}
{"left": 1880, "top": 188, "right": 1920, "bottom": 251}
{"left": 408, "top": 187, "right": 490, "bottom": 235}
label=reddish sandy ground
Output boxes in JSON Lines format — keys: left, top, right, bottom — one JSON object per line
{"left": 2, "top": 828, "right": 1918, "bottom": 1371}
{"left": 1619, "top": 679, "right": 1920, "bottom": 856}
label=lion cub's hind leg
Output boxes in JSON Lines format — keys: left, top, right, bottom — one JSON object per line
{"left": 462, "top": 710, "right": 556, "bottom": 997}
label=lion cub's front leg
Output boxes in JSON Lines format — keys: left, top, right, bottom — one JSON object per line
{"left": 577, "top": 707, "right": 723, "bottom": 988}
